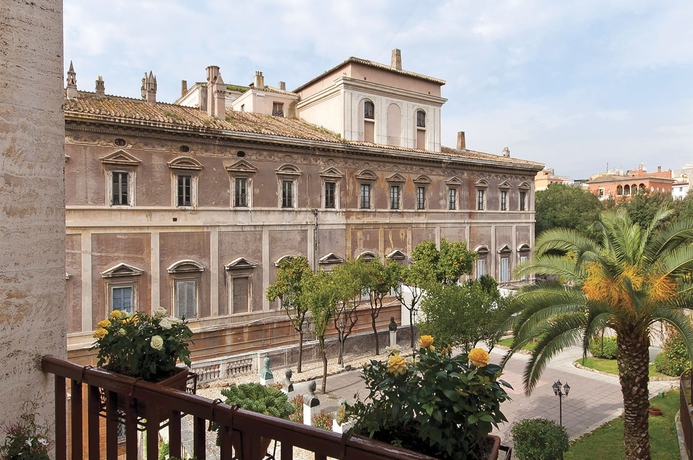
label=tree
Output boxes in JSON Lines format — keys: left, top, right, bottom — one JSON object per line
{"left": 535, "top": 183, "right": 602, "bottom": 236}
{"left": 303, "top": 269, "right": 337, "bottom": 393}
{"left": 363, "top": 259, "right": 400, "bottom": 355}
{"left": 501, "top": 206, "right": 693, "bottom": 460}
{"left": 265, "top": 256, "right": 313, "bottom": 373}
{"left": 616, "top": 191, "right": 675, "bottom": 229}
{"left": 330, "top": 259, "right": 363, "bottom": 366}
{"left": 420, "top": 279, "right": 508, "bottom": 352}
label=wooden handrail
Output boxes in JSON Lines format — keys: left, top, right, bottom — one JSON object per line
{"left": 41, "top": 355, "right": 437, "bottom": 460}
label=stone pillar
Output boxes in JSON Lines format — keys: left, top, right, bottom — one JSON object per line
{"left": 0, "top": 0, "right": 66, "bottom": 432}
{"left": 303, "top": 380, "right": 320, "bottom": 425}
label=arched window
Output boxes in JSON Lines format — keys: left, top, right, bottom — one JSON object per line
{"left": 363, "top": 100, "right": 375, "bottom": 143}
{"left": 364, "top": 100, "right": 374, "bottom": 120}
{"left": 624, "top": 185, "right": 631, "bottom": 195}
{"left": 616, "top": 185, "right": 623, "bottom": 195}
{"left": 415, "top": 109, "right": 426, "bottom": 149}
{"left": 416, "top": 110, "right": 426, "bottom": 128}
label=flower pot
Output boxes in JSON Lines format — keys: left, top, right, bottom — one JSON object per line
{"left": 355, "top": 433, "right": 502, "bottom": 460}
{"left": 648, "top": 407, "right": 663, "bottom": 416}
{"left": 230, "top": 431, "right": 272, "bottom": 460}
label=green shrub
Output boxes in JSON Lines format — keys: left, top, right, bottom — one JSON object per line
{"left": 219, "top": 383, "right": 295, "bottom": 419}
{"left": 589, "top": 335, "right": 618, "bottom": 359}
{"left": 654, "top": 329, "right": 692, "bottom": 377}
{"left": 511, "top": 418, "right": 569, "bottom": 460}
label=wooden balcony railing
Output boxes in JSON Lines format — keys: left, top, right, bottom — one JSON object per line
{"left": 43, "top": 356, "right": 452, "bottom": 460}
{"left": 681, "top": 369, "right": 693, "bottom": 460}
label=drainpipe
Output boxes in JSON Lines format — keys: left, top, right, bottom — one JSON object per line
{"left": 312, "top": 209, "right": 319, "bottom": 270}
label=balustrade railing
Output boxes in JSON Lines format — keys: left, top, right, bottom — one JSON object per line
{"left": 42, "top": 356, "right": 444, "bottom": 460}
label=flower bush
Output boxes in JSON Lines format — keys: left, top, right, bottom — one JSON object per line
{"left": 92, "top": 307, "right": 193, "bottom": 382}
{"left": 1, "top": 403, "right": 52, "bottom": 460}
{"left": 312, "top": 411, "right": 334, "bottom": 430}
{"left": 346, "top": 337, "right": 511, "bottom": 460}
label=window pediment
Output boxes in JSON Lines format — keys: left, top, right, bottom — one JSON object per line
{"left": 225, "top": 257, "right": 258, "bottom": 270}
{"left": 274, "top": 255, "right": 297, "bottom": 266}
{"left": 413, "top": 175, "right": 431, "bottom": 185}
{"left": 386, "top": 173, "right": 406, "bottom": 183}
{"left": 475, "top": 179, "right": 489, "bottom": 188}
{"left": 319, "top": 167, "right": 344, "bottom": 179}
{"left": 100, "top": 150, "right": 142, "bottom": 167}
{"left": 226, "top": 160, "right": 258, "bottom": 175}
{"left": 101, "top": 263, "right": 145, "bottom": 278}
{"left": 518, "top": 243, "right": 531, "bottom": 252}
{"left": 167, "top": 260, "right": 205, "bottom": 274}
{"left": 386, "top": 250, "right": 408, "bottom": 262}
{"left": 498, "top": 180, "right": 511, "bottom": 190}
{"left": 474, "top": 245, "right": 490, "bottom": 254}
{"left": 168, "top": 157, "right": 203, "bottom": 171}
{"left": 276, "top": 164, "right": 302, "bottom": 177}
{"left": 498, "top": 244, "right": 512, "bottom": 254}
{"left": 357, "top": 170, "right": 378, "bottom": 182}
{"left": 319, "top": 253, "right": 344, "bottom": 265}
{"left": 445, "top": 176, "right": 462, "bottom": 187}
{"left": 357, "top": 251, "right": 377, "bottom": 262}
{"left": 518, "top": 182, "right": 530, "bottom": 190}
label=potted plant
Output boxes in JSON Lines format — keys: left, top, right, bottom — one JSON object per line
{"left": 511, "top": 418, "right": 569, "bottom": 460}
{"left": 346, "top": 335, "right": 511, "bottom": 460}
{"left": 1, "top": 403, "right": 52, "bottom": 460}
{"left": 215, "top": 383, "right": 295, "bottom": 460}
{"left": 92, "top": 307, "right": 193, "bottom": 384}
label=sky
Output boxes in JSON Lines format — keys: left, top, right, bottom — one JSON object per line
{"left": 63, "top": 0, "right": 693, "bottom": 180}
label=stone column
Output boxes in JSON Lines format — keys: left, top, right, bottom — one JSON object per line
{"left": 0, "top": 0, "right": 66, "bottom": 431}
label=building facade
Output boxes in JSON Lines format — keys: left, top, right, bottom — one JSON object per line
{"left": 64, "top": 52, "right": 543, "bottom": 364}
{"left": 587, "top": 164, "right": 675, "bottom": 200}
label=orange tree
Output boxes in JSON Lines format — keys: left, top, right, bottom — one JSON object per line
{"left": 500, "top": 207, "right": 693, "bottom": 460}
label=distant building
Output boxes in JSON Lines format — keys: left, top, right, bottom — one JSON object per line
{"left": 587, "top": 164, "right": 675, "bottom": 200}
{"left": 63, "top": 50, "right": 544, "bottom": 365}
{"left": 534, "top": 169, "right": 574, "bottom": 191}
{"left": 672, "top": 183, "right": 689, "bottom": 200}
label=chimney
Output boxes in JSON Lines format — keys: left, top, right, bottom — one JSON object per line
{"left": 456, "top": 131, "right": 466, "bottom": 150}
{"left": 66, "top": 61, "right": 78, "bottom": 99}
{"left": 95, "top": 76, "right": 105, "bottom": 97}
{"left": 181, "top": 80, "right": 188, "bottom": 97}
{"left": 253, "top": 71, "right": 265, "bottom": 90}
{"left": 391, "top": 49, "right": 402, "bottom": 70}
{"left": 205, "top": 65, "right": 226, "bottom": 117}
{"left": 141, "top": 71, "right": 157, "bottom": 103}
{"left": 657, "top": 166, "right": 662, "bottom": 172}
{"left": 279, "top": 81, "right": 286, "bottom": 91}
{"left": 502, "top": 147, "right": 510, "bottom": 157}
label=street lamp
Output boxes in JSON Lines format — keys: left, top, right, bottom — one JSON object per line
{"left": 552, "top": 380, "right": 571, "bottom": 426}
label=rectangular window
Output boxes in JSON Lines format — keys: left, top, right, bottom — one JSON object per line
{"left": 390, "top": 185, "right": 400, "bottom": 210}
{"left": 235, "top": 177, "right": 248, "bottom": 207}
{"left": 520, "top": 191, "right": 526, "bottom": 211}
{"left": 325, "top": 182, "right": 336, "bottom": 209}
{"left": 448, "top": 189, "right": 457, "bottom": 210}
{"left": 416, "top": 129, "right": 425, "bottom": 149}
{"left": 175, "top": 280, "right": 196, "bottom": 319}
{"left": 360, "top": 184, "right": 371, "bottom": 209}
{"left": 111, "top": 286, "right": 133, "bottom": 314}
{"left": 177, "top": 175, "right": 192, "bottom": 206}
{"left": 112, "top": 172, "right": 129, "bottom": 205}
{"left": 500, "top": 257, "right": 510, "bottom": 282}
{"left": 232, "top": 277, "right": 249, "bottom": 314}
{"left": 272, "top": 102, "right": 284, "bottom": 117}
{"left": 281, "top": 180, "right": 293, "bottom": 208}
{"left": 500, "top": 190, "right": 507, "bottom": 211}
{"left": 417, "top": 187, "right": 425, "bottom": 210}
{"left": 477, "top": 189, "right": 485, "bottom": 211}
{"left": 476, "top": 259, "right": 486, "bottom": 280}
{"left": 520, "top": 255, "right": 528, "bottom": 280}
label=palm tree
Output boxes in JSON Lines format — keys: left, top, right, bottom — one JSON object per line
{"left": 501, "top": 207, "right": 693, "bottom": 460}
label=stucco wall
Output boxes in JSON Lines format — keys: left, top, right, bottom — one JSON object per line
{"left": 0, "top": 0, "right": 65, "bottom": 431}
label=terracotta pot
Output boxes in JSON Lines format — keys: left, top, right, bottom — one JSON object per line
{"left": 230, "top": 431, "right": 272, "bottom": 460}
{"left": 648, "top": 407, "right": 663, "bottom": 416}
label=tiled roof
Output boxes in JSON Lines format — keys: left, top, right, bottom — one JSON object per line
{"left": 293, "top": 56, "right": 446, "bottom": 93}
{"left": 64, "top": 91, "right": 543, "bottom": 171}
{"left": 588, "top": 174, "right": 676, "bottom": 184}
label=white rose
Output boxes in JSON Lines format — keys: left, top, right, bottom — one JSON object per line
{"left": 154, "top": 307, "right": 168, "bottom": 318}
{"left": 160, "top": 317, "right": 173, "bottom": 330}
{"left": 150, "top": 335, "right": 164, "bottom": 350}
{"left": 168, "top": 316, "right": 182, "bottom": 324}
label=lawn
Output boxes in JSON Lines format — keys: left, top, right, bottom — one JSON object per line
{"left": 564, "top": 389, "right": 681, "bottom": 460}
{"left": 577, "top": 356, "right": 671, "bottom": 379}
{"left": 497, "top": 337, "right": 537, "bottom": 351}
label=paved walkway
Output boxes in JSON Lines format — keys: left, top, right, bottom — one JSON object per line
{"left": 290, "top": 346, "right": 678, "bottom": 447}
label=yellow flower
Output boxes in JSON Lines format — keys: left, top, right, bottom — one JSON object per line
{"left": 109, "top": 310, "right": 122, "bottom": 319}
{"left": 96, "top": 319, "right": 111, "bottom": 328}
{"left": 387, "top": 355, "right": 408, "bottom": 376}
{"left": 419, "top": 335, "right": 434, "bottom": 349}
{"left": 469, "top": 348, "right": 490, "bottom": 367}
{"left": 93, "top": 328, "right": 108, "bottom": 339}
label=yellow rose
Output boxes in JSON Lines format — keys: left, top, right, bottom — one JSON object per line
{"left": 109, "top": 310, "right": 122, "bottom": 319}
{"left": 419, "top": 335, "right": 434, "bottom": 349}
{"left": 96, "top": 319, "right": 111, "bottom": 328}
{"left": 469, "top": 348, "right": 490, "bottom": 367}
{"left": 387, "top": 355, "right": 408, "bottom": 376}
{"left": 93, "top": 328, "right": 108, "bottom": 339}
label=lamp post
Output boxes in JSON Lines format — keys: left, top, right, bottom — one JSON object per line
{"left": 552, "top": 380, "right": 571, "bottom": 426}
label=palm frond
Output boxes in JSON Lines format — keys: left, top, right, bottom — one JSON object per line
{"left": 515, "top": 255, "right": 584, "bottom": 281}
{"left": 582, "top": 307, "right": 613, "bottom": 356}
{"left": 535, "top": 228, "right": 601, "bottom": 257}
{"left": 649, "top": 308, "right": 693, "bottom": 362}
{"left": 645, "top": 219, "right": 693, "bottom": 260}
